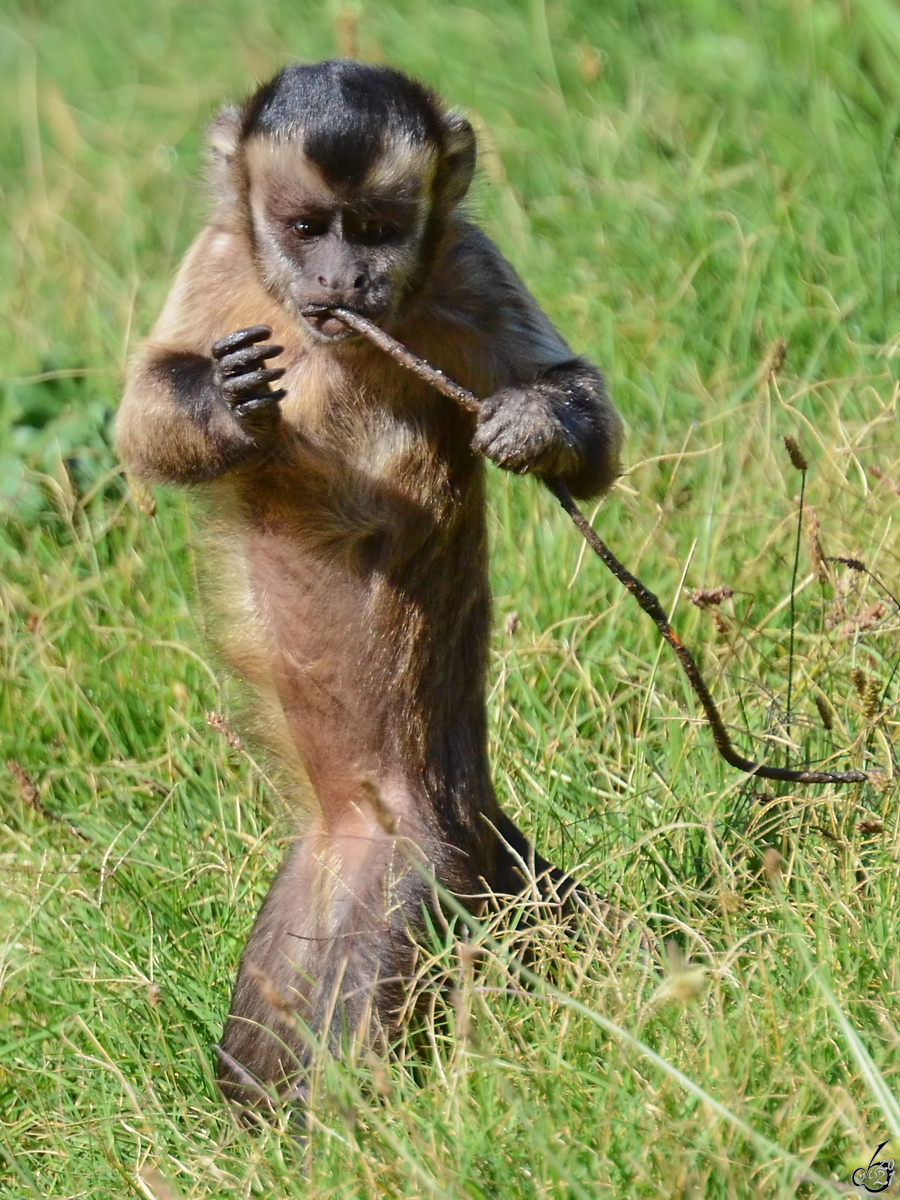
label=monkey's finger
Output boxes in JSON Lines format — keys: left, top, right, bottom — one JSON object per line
{"left": 234, "top": 390, "right": 286, "bottom": 414}
{"left": 219, "top": 344, "right": 285, "bottom": 375}
{"left": 211, "top": 326, "right": 273, "bottom": 358}
{"left": 471, "top": 426, "right": 526, "bottom": 467}
{"left": 223, "top": 367, "right": 286, "bottom": 396}
{"left": 472, "top": 424, "right": 557, "bottom": 476}
{"left": 483, "top": 449, "right": 531, "bottom": 473}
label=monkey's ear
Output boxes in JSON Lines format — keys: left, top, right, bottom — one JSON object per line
{"left": 208, "top": 104, "right": 241, "bottom": 160}
{"left": 437, "top": 112, "right": 476, "bottom": 210}
{"left": 207, "top": 105, "right": 244, "bottom": 212}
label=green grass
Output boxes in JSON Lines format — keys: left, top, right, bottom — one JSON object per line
{"left": 2, "top": 0, "right": 900, "bottom": 1195}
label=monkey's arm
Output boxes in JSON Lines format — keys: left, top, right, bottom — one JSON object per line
{"left": 439, "top": 224, "right": 622, "bottom": 500}
{"left": 116, "top": 229, "right": 286, "bottom": 484}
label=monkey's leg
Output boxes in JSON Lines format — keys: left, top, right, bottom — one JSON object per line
{"left": 217, "top": 821, "right": 421, "bottom": 1112}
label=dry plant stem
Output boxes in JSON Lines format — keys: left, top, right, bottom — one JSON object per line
{"left": 548, "top": 485, "right": 866, "bottom": 785}
{"left": 786, "top": 468, "right": 806, "bottom": 724}
{"left": 335, "top": 307, "right": 481, "bottom": 414}
{"left": 332, "top": 307, "right": 868, "bottom": 786}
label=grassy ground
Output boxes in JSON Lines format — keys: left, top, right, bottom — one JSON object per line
{"left": 2, "top": 0, "right": 900, "bottom": 1195}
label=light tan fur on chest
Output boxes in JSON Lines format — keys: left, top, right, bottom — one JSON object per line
{"left": 267, "top": 344, "right": 456, "bottom": 534}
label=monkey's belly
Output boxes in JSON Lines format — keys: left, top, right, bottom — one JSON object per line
{"left": 240, "top": 524, "right": 419, "bottom": 822}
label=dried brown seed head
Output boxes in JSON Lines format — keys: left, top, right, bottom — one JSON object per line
{"left": 858, "top": 819, "right": 884, "bottom": 835}
{"left": 206, "top": 711, "right": 244, "bottom": 752}
{"left": 803, "top": 506, "right": 829, "bottom": 584}
{"left": 690, "top": 586, "right": 733, "bottom": 609}
{"left": 830, "top": 555, "right": 866, "bottom": 573}
{"left": 7, "top": 760, "right": 39, "bottom": 810}
{"left": 814, "top": 693, "right": 833, "bottom": 731}
{"left": 868, "top": 465, "right": 900, "bottom": 496}
{"left": 766, "top": 337, "right": 787, "bottom": 379}
{"left": 783, "top": 435, "right": 808, "bottom": 473}
{"left": 864, "top": 677, "right": 881, "bottom": 720}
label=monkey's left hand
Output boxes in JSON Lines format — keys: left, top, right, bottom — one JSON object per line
{"left": 471, "top": 362, "right": 619, "bottom": 498}
{"left": 211, "top": 326, "right": 286, "bottom": 421}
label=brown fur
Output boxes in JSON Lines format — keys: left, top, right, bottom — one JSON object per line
{"left": 116, "top": 61, "right": 622, "bottom": 1111}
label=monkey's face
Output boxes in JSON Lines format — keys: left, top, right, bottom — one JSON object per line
{"left": 245, "top": 137, "right": 435, "bottom": 343}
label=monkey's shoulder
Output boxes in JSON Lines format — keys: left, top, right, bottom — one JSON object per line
{"left": 412, "top": 218, "right": 575, "bottom": 389}
{"left": 149, "top": 223, "right": 285, "bottom": 354}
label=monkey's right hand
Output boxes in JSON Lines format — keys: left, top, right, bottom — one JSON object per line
{"left": 211, "top": 326, "right": 286, "bottom": 422}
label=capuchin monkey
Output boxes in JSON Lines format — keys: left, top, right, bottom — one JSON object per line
{"left": 116, "top": 60, "right": 622, "bottom": 1112}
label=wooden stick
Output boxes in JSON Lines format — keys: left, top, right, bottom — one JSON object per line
{"left": 332, "top": 306, "right": 868, "bottom": 786}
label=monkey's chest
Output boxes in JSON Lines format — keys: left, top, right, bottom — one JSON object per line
{"left": 274, "top": 383, "right": 465, "bottom": 554}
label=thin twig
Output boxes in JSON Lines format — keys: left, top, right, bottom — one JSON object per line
{"left": 333, "top": 309, "right": 479, "bottom": 413}
{"left": 332, "top": 307, "right": 867, "bottom": 787}
{"left": 785, "top": 452, "right": 806, "bottom": 726}
{"left": 6, "top": 759, "right": 90, "bottom": 841}
{"left": 549, "top": 483, "right": 865, "bottom": 784}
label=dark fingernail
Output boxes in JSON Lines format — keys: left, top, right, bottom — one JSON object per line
{"left": 237, "top": 394, "right": 283, "bottom": 414}
{"left": 212, "top": 326, "right": 273, "bottom": 357}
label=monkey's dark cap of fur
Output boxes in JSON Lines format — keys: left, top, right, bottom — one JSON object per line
{"left": 241, "top": 60, "right": 446, "bottom": 187}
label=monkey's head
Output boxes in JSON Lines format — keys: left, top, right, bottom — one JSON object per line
{"left": 210, "top": 60, "right": 477, "bottom": 342}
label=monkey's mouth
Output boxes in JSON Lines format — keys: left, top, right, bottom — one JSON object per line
{"left": 300, "top": 306, "right": 362, "bottom": 341}
{"left": 302, "top": 312, "right": 352, "bottom": 338}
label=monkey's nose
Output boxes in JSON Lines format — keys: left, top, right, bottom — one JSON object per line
{"left": 314, "top": 273, "right": 366, "bottom": 292}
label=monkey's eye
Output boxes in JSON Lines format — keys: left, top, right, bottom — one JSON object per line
{"left": 350, "top": 218, "right": 401, "bottom": 246}
{"left": 291, "top": 216, "right": 329, "bottom": 239}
